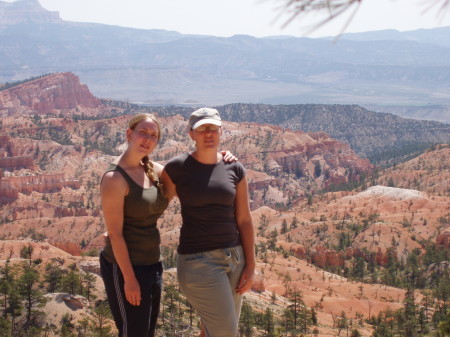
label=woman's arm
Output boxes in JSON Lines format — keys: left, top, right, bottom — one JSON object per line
{"left": 101, "top": 172, "right": 141, "bottom": 306}
{"left": 160, "top": 168, "right": 177, "bottom": 201}
{"left": 234, "top": 176, "right": 256, "bottom": 295}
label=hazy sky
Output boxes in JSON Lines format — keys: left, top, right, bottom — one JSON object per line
{"left": 6, "top": 0, "right": 450, "bottom": 37}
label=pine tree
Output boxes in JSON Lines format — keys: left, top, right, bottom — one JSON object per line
{"left": 438, "top": 309, "right": 450, "bottom": 337}
{"left": 19, "top": 244, "right": 33, "bottom": 261}
{"left": 61, "top": 264, "right": 82, "bottom": 295}
{"left": 284, "top": 290, "right": 309, "bottom": 335}
{"left": 435, "top": 271, "right": 450, "bottom": 303}
{"left": 314, "top": 162, "right": 322, "bottom": 178}
{"left": 311, "top": 307, "right": 318, "bottom": 326}
{"left": 81, "top": 271, "right": 97, "bottom": 301}
{"left": 352, "top": 256, "right": 365, "bottom": 280}
{"left": 76, "top": 317, "right": 90, "bottom": 337}
{"left": 161, "top": 279, "right": 185, "bottom": 336}
{"left": 0, "top": 262, "right": 14, "bottom": 318}
{"left": 89, "top": 301, "right": 114, "bottom": 337}
{"left": 263, "top": 307, "right": 276, "bottom": 337}
{"left": 60, "top": 313, "right": 76, "bottom": 337}
{"left": 8, "top": 286, "right": 22, "bottom": 336}
{"left": 403, "top": 287, "right": 417, "bottom": 337}
{"left": 17, "top": 263, "right": 47, "bottom": 333}
{"left": 0, "top": 316, "right": 11, "bottom": 336}
{"left": 372, "top": 321, "right": 394, "bottom": 337}
{"left": 290, "top": 216, "right": 298, "bottom": 230}
{"left": 350, "top": 328, "right": 362, "bottom": 337}
{"left": 298, "top": 301, "right": 310, "bottom": 334}
{"left": 337, "top": 311, "right": 348, "bottom": 336}
{"left": 268, "top": 229, "right": 278, "bottom": 250}
{"left": 258, "top": 214, "right": 269, "bottom": 237}
{"left": 44, "top": 262, "right": 66, "bottom": 293}
{"left": 239, "top": 300, "right": 254, "bottom": 337}
{"left": 282, "top": 307, "right": 295, "bottom": 335}
{"left": 281, "top": 219, "right": 288, "bottom": 234}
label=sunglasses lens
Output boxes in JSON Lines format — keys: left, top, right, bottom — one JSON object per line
{"left": 196, "top": 125, "right": 219, "bottom": 132}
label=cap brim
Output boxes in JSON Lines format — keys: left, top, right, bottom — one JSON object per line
{"left": 192, "top": 119, "right": 222, "bottom": 129}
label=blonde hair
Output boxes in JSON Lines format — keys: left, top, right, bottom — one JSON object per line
{"left": 128, "top": 113, "right": 163, "bottom": 191}
{"left": 128, "top": 113, "right": 161, "bottom": 141}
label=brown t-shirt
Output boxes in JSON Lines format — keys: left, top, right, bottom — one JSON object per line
{"left": 101, "top": 164, "right": 168, "bottom": 265}
{"left": 164, "top": 153, "right": 245, "bottom": 254}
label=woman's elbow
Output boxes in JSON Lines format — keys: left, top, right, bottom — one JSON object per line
{"left": 237, "top": 219, "right": 254, "bottom": 231}
{"left": 107, "top": 231, "right": 124, "bottom": 242}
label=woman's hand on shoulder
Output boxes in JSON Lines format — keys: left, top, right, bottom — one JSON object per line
{"left": 220, "top": 150, "right": 238, "bottom": 163}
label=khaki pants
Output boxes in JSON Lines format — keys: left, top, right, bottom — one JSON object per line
{"left": 177, "top": 245, "right": 245, "bottom": 337}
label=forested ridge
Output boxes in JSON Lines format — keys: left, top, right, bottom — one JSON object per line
{"left": 102, "top": 100, "right": 450, "bottom": 164}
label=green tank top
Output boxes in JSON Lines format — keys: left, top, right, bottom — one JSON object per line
{"left": 102, "top": 164, "right": 169, "bottom": 265}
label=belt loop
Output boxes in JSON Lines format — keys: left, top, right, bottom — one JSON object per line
{"left": 225, "top": 248, "right": 231, "bottom": 258}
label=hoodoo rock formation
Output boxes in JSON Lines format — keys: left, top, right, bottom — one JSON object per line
{"left": 0, "top": 72, "right": 102, "bottom": 116}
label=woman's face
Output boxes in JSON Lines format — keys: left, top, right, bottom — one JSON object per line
{"left": 189, "top": 123, "right": 221, "bottom": 150}
{"left": 126, "top": 118, "right": 160, "bottom": 156}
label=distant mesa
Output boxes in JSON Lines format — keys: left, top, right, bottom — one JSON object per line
{"left": 0, "top": 0, "right": 61, "bottom": 25}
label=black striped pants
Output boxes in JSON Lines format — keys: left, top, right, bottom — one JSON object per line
{"left": 100, "top": 253, "right": 163, "bottom": 337}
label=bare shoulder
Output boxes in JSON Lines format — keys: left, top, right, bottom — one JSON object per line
{"left": 152, "top": 161, "right": 164, "bottom": 177}
{"left": 101, "top": 170, "right": 128, "bottom": 192}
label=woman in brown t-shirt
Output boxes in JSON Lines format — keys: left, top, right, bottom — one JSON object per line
{"left": 162, "top": 108, "right": 256, "bottom": 337}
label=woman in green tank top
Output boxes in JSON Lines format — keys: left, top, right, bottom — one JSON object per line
{"left": 100, "top": 113, "right": 168, "bottom": 337}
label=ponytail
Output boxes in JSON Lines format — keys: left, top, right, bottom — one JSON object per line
{"left": 141, "top": 156, "right": 163, "bottom": 191}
